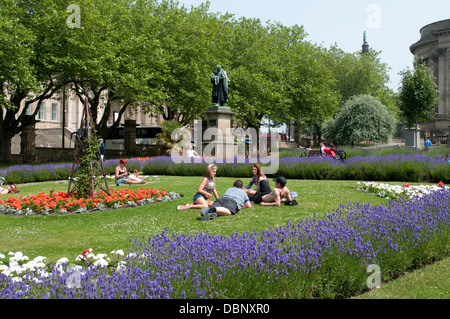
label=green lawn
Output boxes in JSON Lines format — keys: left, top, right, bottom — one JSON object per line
{"left": 1, "top": 176, "right": 448, "bottom": 299}
{"left": 356, "top": 257, "right": 450, "bottom": 299}
{"left": 0, "top": 176, "right": 387, "bottom": 263}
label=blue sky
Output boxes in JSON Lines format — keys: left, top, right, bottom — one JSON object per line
{"left": 178, "top": 0, "right": 450, "bottom": 92}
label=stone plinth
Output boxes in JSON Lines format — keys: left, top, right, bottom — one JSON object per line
{"left": 203, "top": 106, "right": 236, "bottom": 158}
{"left": 405, "top": 127, "right": 422, "bottom": 148}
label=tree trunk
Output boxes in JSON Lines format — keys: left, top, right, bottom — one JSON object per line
{"left": 0, "top": 135, "right": 13, "bottom": 163}
{"left": 313, "top": 122, "right": 322, "bottom": 146}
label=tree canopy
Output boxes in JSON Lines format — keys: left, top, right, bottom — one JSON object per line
{"left": 323, "top": 94, "right": 396, "bottom": 146}
{"left": 0, "top": 0, "right": 397, "bottom": 161}
{"left": 399, "top": 61, "right": 439, "bottom": 129}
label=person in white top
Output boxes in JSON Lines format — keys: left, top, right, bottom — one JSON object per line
{"left": 187, "top": 144, "right": 199, "bottom": 158}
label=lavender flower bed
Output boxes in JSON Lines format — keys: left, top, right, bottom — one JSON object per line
{"left": 1, "top": 189, "right": 448, "bottom": 299}
{"left": 3, "top": 154, "right": 450, "bottom": 184}
{"left": 141, "top": 155, "right": 450, "bottom": 183}
{"left": 2, "top": 159, "right": 145, "bottom": 184}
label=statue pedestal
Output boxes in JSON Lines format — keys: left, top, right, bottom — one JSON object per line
{"left": 405, "top": 127, "right": 422, "bottom": 148}
{"left": 203, "top": 106, "right": 237, "bottom": 158}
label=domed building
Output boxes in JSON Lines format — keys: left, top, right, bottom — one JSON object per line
{"left": 410, "top": 19, "right": 450, "bottom": 135}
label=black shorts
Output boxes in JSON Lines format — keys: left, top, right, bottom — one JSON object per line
{"left": 211, "top": 198, "right": 239, "bottom": 215}
{"left": 249, "top": 193, "right": 265, "bottom": 204}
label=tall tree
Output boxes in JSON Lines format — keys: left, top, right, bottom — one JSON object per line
{"left": 286, "top": 42, "right": 340, "bottom": 144}
{"left": 398, "top": 61, "right": 439, "bottom": 148}
{"left": 62, "top": 0, "right": 166, "bottom": 139}
{"left": 0, "top": 0, "right": 68, "bottom": 162}
{"left": 328, "top": 45, "right": 398, "bottom": 117}
{"left": 227, "top": 19, "right": 299, "bottom": 139}
{"left": 148, "top": 0, "right": 224, "bottom": 125}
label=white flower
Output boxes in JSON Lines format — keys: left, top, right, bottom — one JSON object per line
{"left": 36, "top": 268, "right": 50, "bottom": 278}
{"left": 93, "top": 258, "right": 109, "bottom": 268}
{"left": 56, "top": 257, "right": 69, "bottom": 265}
{"left": 115, "top": 263, "right": 127, "bottom": 274}
{"left": 9, "top": 252, "right": 29, "bottom": 263}
{"left": 11, "top": 277, "right": 22, "bottom": 283}
{"left": 2, "top": 270, "right": 11, "bottom": 277}
{"left": 86, "top": 253, "right": 95, "bottom": 259}
{"left": 127, "top": 252, "right": 137, "bottom": 259}
{"left": 93, "top": 253, "right": 108, "bottom": 260}
{"left": 33, "top": 256, "right": 46, "bottom": 263}
{"left": 0, "top": 253, "right": 5, "bottom": 259}
{"left": 111, "top": 250, "right": 124, "bottom": 257}
{"left": 71, "top": 265, "right": 84, "bottom": 273}
{"left": 358, "top": 181, "right": 447, "bottom": 199}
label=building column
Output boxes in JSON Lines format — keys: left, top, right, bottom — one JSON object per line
{"left": 437, "top": 48, "right": 447, "bottom": 118}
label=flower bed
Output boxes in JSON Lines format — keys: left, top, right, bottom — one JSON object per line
{"left": 357, "top": 181, "right": 446, "bottom": 200}
{"left": 3, "top": 154, "right": 450, "bottom": 184}
{"left": 141, "top": 155, "right": 450, "bottom": 183}
{"left": 1, "top": 189, "right": 449, "bottom": 299}
{"left": 0, "top": 188, "right": 182, "bottom": 216}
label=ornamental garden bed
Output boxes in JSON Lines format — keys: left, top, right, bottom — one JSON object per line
{"left": 0, "top": 187, "right": 182, "bottom": 216}
{"left": 0, "top": 186, "right": 448, "bottom": 299}
{"left": 3, "top": 154, "right": 450, "bottom": 184}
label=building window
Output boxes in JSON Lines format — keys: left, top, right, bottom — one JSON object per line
{"left": 38, "top": 102, "right": 45, "bottom": 120}
{"left": 25, "top": 105, "right": 32, "bottom": 115}
{"left": 51, "top": 103, "right": 58, "bottom": 121}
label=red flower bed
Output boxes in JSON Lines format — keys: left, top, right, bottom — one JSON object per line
{"left": 0, "top": 188, "right": 172, "bottom": 216}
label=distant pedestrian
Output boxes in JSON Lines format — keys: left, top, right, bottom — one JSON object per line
{"left": 424, "top": 139, "right": 432, "bottom": 151}
{"left": 99, "top": 138, "right": 106, "bottom": 162}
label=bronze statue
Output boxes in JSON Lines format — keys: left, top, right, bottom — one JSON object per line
{"left": 211, "top": 65, "right": 229, "bottom": 107}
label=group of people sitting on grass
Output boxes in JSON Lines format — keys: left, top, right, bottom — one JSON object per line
{"left": 177, "top": 163, "right": 297, "bottom": 222}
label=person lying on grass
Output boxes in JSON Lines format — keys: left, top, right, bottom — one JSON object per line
{"left": 200, "top": 180, "right": 251, "bottom": 221}
{"left": 259, "top": 176, "right": 292, "bottom": 207}
{"left": 0, "top": 184, "right": 20, "bottom": 195}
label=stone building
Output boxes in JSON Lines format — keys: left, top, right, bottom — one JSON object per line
{"left": 11, "top": 90, "right": 163, "bottom": 154}
{"left": 410, "top": 19, "right": 450, "bottom": 135}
